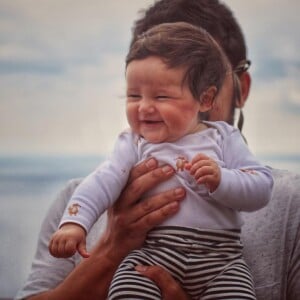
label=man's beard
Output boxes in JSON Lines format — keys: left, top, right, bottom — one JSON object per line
{"left": 228, "top": 97, "right": 236, "bottom": 126}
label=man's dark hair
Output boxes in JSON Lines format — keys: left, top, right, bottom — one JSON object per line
{"left": 132, "top": 0, "right": 247, "bottom": 72}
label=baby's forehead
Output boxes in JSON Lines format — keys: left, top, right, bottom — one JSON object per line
{"left": 126, "top": 56, "right": 187, "bottom": 84}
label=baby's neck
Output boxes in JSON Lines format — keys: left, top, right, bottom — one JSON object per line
{"left": 190, "top": 122, "right": 208, "bottom": 134}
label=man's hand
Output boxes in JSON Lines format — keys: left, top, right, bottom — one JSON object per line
{"left": 135, "top": 265, "right": 191, "bottom": 300}
{"left": 103, "top": 157, "right": 186, "bottom": 261}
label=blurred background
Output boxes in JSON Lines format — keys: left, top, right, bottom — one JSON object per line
{"left": 1, "top": 0, "right": 299, "bottom": 298}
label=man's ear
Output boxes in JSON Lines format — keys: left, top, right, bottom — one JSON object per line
{"left": 236, "top": 71, "right": 251, "bottom": 108}
{"left": 199, "top": 86, "right": 217, "bottom": 112}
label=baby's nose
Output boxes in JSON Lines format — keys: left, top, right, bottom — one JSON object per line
{"left": 138, "top": 98, "right": 155, "bottom": 113}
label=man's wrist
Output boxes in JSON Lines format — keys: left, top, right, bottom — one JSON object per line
{"left": 92, "top": 232, "right": 127, "bottom": 267}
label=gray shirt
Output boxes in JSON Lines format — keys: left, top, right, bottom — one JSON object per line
{"left": 15, "top": 168, "right": 300, "bottom": 300}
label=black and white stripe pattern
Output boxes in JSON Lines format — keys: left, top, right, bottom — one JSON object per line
{"left": 109, "top": 226, "right": 256, "bottom": 300}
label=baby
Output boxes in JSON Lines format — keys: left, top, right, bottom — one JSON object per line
{"left": 50, "top": 22, "right": 273, "bottom": 299}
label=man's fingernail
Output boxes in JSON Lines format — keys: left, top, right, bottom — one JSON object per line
{"left": 162, "top": 165, "right": 174, "bottom": 175}
{"left": 174, "top": 188, "right": 185, "bottom": 198}
{"left": 135, "top": 265, "right": 148, "bottom": 272}
{"left": 169, "top": 201, "right": 179, "bottom": 210}
{"left": 146, "top": 158, "right": 156, "bottom": 169}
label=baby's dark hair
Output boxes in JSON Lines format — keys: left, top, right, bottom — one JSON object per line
{"left": 126, "top": 22, "right": 230, "bottom": 100}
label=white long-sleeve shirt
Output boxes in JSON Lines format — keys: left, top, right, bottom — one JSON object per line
{"left": 60, "top": 121, "right": 273, "bottom": 232}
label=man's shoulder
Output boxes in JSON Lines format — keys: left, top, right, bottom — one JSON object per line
{"left": 269, "top": 168, "right": 300, "bottom": 211}
{"left": 242, "top": 167, "right": 299, "bottom": 223}
{"left": 271, "top": 168, "right": 300, "bottom": 192}
{"left": 203, "top": 120, "right": 238, "bottom": 138}
{"left": 242, "top": 168, "right": 300, "bottom": 298}
{"left": 271, "top": 167, "right": 300, "bottom": 180}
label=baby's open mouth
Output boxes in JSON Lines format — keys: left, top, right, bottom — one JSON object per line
{"left": 141, "top": 119, "right": 162, "bottom": 124}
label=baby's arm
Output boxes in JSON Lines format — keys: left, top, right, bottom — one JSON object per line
{"left": 186, "top": 153, "right": 221, "bottom": 193}
{"left": 49, "top": 223, "right": 90, "bottom": 258}
{"left": 57, "top": 131, "right": 138, "bottom": 246}
{"left": 202, "top": 126, "right": 273, "bottom": 212}
{"left": 186, "top": 126, "right": 273, "bottom": 212}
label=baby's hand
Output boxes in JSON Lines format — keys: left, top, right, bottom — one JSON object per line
{"left": 186, "top": 153, "right": 221, "bottom": 193}
{"left": 49, "top": 223, "right": 90, "bottom": 258}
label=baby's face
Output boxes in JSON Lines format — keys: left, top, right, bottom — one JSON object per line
{"left": 125, "top": 56, "right": 203, "bottom": 143}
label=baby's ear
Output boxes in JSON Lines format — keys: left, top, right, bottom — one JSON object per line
{"left": 199, "top": 86, "right": 217, "bottom": 112}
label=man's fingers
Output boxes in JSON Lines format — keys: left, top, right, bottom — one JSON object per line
{"left": 135, "top": 265, "right": 191, "bottom": 300}
{"left": 111, "top": 188, "right": 185, "bottom": 236}
{"left": 127, "top": 187, "right": 185, "bottom": 226}
{"left": 116, "top": 165, "right": 175, "bottom": 209}
{"left": 132, "top": 200, "right": 180, "bottom": 233}
{"left": 127, "top": 158, "right": 158, "bottom": 184}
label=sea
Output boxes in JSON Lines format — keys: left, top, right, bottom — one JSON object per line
{"left": 0, "top": 154, "right": 300, "bottom": 298}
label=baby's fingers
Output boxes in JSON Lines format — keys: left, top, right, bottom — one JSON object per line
{"left": 64, "top": 239, "right": 78, "bottom": 257}
{"left": 77, "top": 240, "right": 90, "bottom": 258}
{"left": 193, "top": 165, "right": 213, "bottom": 180}
{"left": 190, "top": 153, "right": 210, "bottom": 164}
{"left": 189, "top": 159, "right": 213, "bottom": 176}
{"left": 49, "top": 237, "right": 67, "bottom": 258}
{"left": 197, "top": 173, "right": 220, "bottom": 193}
{"left": 48, "top": 238, "right": 58, "bottom": 257}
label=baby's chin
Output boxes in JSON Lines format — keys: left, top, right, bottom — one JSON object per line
{"left": 141, "top": 136, "right": 165, "bottom": 144}
{"left": 141, "top": 134, "right": 178, "bottom": 144}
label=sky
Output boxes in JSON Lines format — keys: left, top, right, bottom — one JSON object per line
{"left": 1, "top": 0, "right": 299, "bottom": 158}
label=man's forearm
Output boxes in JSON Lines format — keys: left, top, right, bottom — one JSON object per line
{"left": 27, "top": 239, "right": 121, "bottom": 300}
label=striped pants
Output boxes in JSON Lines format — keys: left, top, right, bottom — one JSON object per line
{"left": 109, "top": 226, "right": 256, "bottom": 300}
